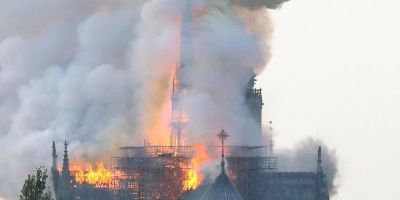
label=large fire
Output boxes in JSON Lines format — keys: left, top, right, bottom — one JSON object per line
{"left": 143, "top": 64, "right": 178, "bottom": 145}
{"left": 70, "top": 162, "right": 112, "bottom": 188}
{"left": 191, "top": 144, "right": 211, "bottom": 187}
{"left": 69, "top": 151, "right": 208, "bottom": 191}
{"left": 68, "top": 141, "right": 210, "bottom": 193}
{"left": 182, "top": 145, "right": 209, "bottom": 190}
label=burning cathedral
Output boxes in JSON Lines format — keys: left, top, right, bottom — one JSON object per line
{"left": 51, "top": 1, "right": 330, "bottom": 200}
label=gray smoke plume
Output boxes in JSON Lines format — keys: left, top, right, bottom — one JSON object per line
{"left": 0, "top": 0, "right": 289, "bottom": 199}
{"left": 231, "top": 0, "right": 290, "bottom": 9}
{"left": 276, "top": 138, "right": 339, "bottom": 195}
{"left": 0, "top": 1, "right": 146, "bottom": 199}
{"left": 182, "top": 0, "right": 273, "bottom": 145}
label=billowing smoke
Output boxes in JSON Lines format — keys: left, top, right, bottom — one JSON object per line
{"left": 0, "top": 1, "right": 146, "bottom": 198}
{"left": 181, "top": 0, "right": 274, "bottom": 145}
{"left": 232, "top": 0, "right": 290, "bottom": 9}
{"left": 0, "top": 0, "right": 289, "bottom": 199}
{"left": 276, "top": 138, "right": 339, "bottom": 195}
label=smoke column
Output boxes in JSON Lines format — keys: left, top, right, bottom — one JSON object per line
{"left": 0, "top": 0, "right": 344, "bottom": 199}
{"left": 0, "top": 1, "right": 147, "bottom": 198}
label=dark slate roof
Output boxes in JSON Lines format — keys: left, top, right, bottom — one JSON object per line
{"left": 256, "top": 172, "right": 319, "bottom": 200}
{"left": 200, "top": 169, "right": 244, "bottom": 200}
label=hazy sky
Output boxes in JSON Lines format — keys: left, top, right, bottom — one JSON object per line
{"left": 258, "top": 0, "right": 400, "bottom": 199}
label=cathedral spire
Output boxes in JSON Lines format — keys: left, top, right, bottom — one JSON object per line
{"left": 52, "top": 141, "right": 57, "bottom": 170}
{"left": 170, "top": 0, "right": 193, "bottom": 147}
{"left": 59, "top": 140, "right": 74, "bottom": 200}
{"left": 316, "top": 146, "right": 330, "bottom": 200}
{"left": 62, "top": 140, "right": 70, "bottom": 179}
{"left": 317, "top": 146, "right": 322, "bottom": 172}
{"left": 217, "top": 129, "right": 229, "bottom": 172}
{"left": 201, "top": 130, "right": 244, "bottom": 200}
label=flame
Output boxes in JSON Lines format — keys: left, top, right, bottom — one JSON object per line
{"left": 70, "top": 162, "right": 112, "bottom": 188}
{"left": 143, "top": 64, "right": 177, "bottom": 145}
{"left": 188, "top": 144, "right": 210, "bottom": 189}
{"left": 186, "top": 168, "right": 198, "bottom": 190}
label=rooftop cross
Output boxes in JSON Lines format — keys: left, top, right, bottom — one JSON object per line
{"left": 217, "top": 129, "right": 229, "bottom": 171}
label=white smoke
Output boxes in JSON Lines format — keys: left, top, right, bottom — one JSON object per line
{"left": 276, "top": 138, "right": 339, "bottom": 195}
{"left": 181, "top": 0, "right": 275, "bottom": 145}
{"left": 0, "top": 1, "right": 146, "bottom": 198}
{"left": 0, "top": 0, "right": 289, "bottom": 199}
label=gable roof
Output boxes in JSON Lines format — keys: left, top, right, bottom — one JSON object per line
{"left": 200, "top": 169, "right": 244, "bottom": 200}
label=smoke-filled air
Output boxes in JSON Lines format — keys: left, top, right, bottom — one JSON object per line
{"left": 0, "top": 0, "right": 337, "bottom": 199}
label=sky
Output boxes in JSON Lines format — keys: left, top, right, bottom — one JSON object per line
{"left": 258, "top": 0, "right": 400, "bottom": 199}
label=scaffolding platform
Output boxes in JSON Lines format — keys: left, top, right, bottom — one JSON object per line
{"left": 110, "top": 145, "right": 276, "bottom": 200}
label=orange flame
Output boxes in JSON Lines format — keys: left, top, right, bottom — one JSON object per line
{"left": 189, "top": 144, "right": 210, "bottom": 188}
{"left": 70, "top": 162, "right": 112, "bottom": 188}
{"left": 143, "top": 64, "right": 177, "bottom": 145}
{"left": 186, "top": 168, "right": 198, "bottom": 190}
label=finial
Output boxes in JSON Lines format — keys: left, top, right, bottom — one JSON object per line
{"left": 217, "top": 129, "right": 229, "bottom": 171}
{"left": 317, "top": 145, "right": 324, "bottom": 175}
{"left": 52, "top": 141, "right": 57, "bottom": 156}
{"left": 318, "top": 146, "right": 322, "bottom": 166}
{"left": 64, "top": 140, "right": 68, "bottom": 153}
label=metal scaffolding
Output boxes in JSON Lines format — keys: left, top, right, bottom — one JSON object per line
{"left": 111, "top": 146, "right": 195, "bottom": 200}
{"left": 110, "top": 145, "right": 276, "bottom": 200}
{"left": 224, "top": 146, "right": 277, "bottom": 200}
